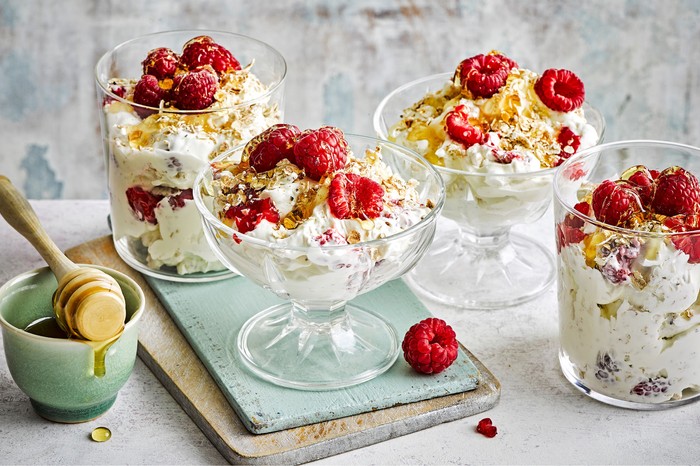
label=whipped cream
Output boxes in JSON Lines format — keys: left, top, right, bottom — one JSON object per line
{"left": 205, "top": 146, "right": 433, "bottom": 300}
{"left": 559, "top": 222, "right": 700, "bottom": 403}
{"left": 104, "top": 65, "right": 280, "bottom": 275}
{"left": 389, "top": 65, "right": 599, "bottom": 229}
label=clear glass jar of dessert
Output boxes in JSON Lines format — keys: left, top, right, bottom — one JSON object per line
{"left": 95, "top": 30, "right": 286, "bottom": 281}
{"left": 554, "top": 140, "right": 700, "bottom": 409}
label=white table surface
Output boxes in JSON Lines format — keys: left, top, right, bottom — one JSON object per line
{"left": 1, "top": 200, "right": 698, "bottom": 465}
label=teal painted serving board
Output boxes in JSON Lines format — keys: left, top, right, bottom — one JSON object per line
{"left": 145, "top": 276, "right": 480, "bottom": 435}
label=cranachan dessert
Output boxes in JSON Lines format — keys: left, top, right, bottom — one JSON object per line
{"left": 557, "top": 164, "right": 700, "bottom": 403}
{"left": 102, "top": 35, "right": 280, "bottom": 275}
{"left": 388, "top": 51, "right": 600, "bottom": 227}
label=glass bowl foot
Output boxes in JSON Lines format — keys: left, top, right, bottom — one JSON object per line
{"left": 235, "top": 302, "right": 400, "bottom": 390}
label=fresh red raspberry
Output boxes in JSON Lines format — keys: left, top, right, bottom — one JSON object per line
{"left": 457, "top": 53, "right": 516, "bottom": 98}
{"left": 620, "top": 165, "right": 656, "bottom": 207}
{"left": 142, "top": 47, "right": 179, "bottom": 80}
{"left": 401, "top": 317, "right": 459, "bottom": 374}
{"left": 180, "top": 35, "right": 241, "bottom": 75}
{"left": 224, "top": 198, "right": 280, "bottom": 234}
{"left": 125, "top": 186, "right": 164, "bottom": 224}
{"left": 535, "top": 68, "right": 585, "bottom": 112}
{"left": 555, "top": 126, "right": 581, "bottom": 166}
{"left": 168, "top": 188, "right": 193, "bottom": 210}
{"left": 650, "top": 166, "right": 700, "bottom": 216}
{"left": 664, "top": 214, "right": 700, "bottom": 263}
{"left": 171, "top": 67, "right": 218, "bottom": 110}
{"left": 293, "top": 126, "right": 349, "bottom": 180}
{"left": 476, "top": 418, "right": 498, "bottom": 438}
{"left": 328, "top": 173, "right": 384, "bottom": 220}
{"left": 556, "top": 201, "right": 591, "bottom": 253}
{"left": 244, "top": 124, "right": 302, "bottom": 172}
{"left": 445, "top": 105, "right": 486, "bottom": 148}
{"left": 591, "top": 180, "right": 643, "bottom": 227}
{"left": 133, "top": 74, "right": 167, "bottom": 117}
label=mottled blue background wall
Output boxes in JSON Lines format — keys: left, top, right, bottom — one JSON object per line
{"left": 1, "top": 0, "right": 698, "bottom": 198}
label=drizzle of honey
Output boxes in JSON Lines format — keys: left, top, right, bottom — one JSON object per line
{"left": 24, "top": 316, "right": 121, "bottom": 378}
{"left": 90, "top": 426, "right": 112, "bottom": 442}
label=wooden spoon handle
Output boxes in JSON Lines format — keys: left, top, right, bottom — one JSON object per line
{"left": 0, "top": 175, "right": 77, "bottom": 279}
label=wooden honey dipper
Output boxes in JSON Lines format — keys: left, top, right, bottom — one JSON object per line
{"left": 0, "top": 176, "right": 126, "bottom": 341}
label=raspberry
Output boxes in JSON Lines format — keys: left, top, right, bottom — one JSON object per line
{"left": 125, "top": 186, "right": 163, "bottom": 224}
{"left": 591, "top": 180, "right": 643, "bottom": 227}
{"left": 476, "top": 418, "right": 497, "bottom": 438}
{"left": 535, "top": 68, "right": 585, "bottom": 112}
{"left": 293, "top": 126, "right": 349, "bottom": 180}
{"left": 142, "top": 47, "right": 179, "bottom": 80}
{"left": 445, "top": 105, "right": 486, "bottom": 148}
{"left": 630, "top": 376, "right": 670, "bottom": 397}
{"left": 243, "top": 124, "right": 302, "bottom": 172}
{"left": 492, "top": 148, "right": 519, "bottom": 164}
{"left": 168, "top": 188, "right": 193, "bottom": 210}
{"left": 620, "top": 165, "right": 656, "bottom": 207}
{"left": 401, "top": 317, "right": 458, "bottom": 374}
{"left": 556, "top": 201, "right": 591, "bottom": 252}
{"left": 224, "top": 198, "right": 280, "bottom": 234}
{"left": 171, "top": 67, "right": 218, "bottom": 110}
{"left": 133, "top": 74, "right": 167, "bottom": 117}
{"left": 650, "top": 166, "right": 700, "bottom": 216}
{"left": 328, "top": 173, "right": 384, "bottom": 220}
{"left": 457, "top": 53, "right": 515, "bottom": 98}
{"left": 313, "top": 228, "right": 348, "bottom": 246}
{"left": 554, "top": 126, "right": 581, "bottom": 166}
{"left": 180, "top": 35, "right": 241, "bottom": 75}
{"left": 664, "top": 214, "right": 700, "bottom": 263}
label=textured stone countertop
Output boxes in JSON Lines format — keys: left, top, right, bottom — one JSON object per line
{"left": 1, "top": 200, "right": 698, "bottom": 465}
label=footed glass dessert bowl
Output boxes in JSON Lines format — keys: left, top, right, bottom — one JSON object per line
{"left": 554, "top": 140, "right": 700, "bottom": 409}
{"left": 194, "top": 132, "right": 445, "bottom": 390}
{"left": 374, "top": 66, "right": 605, "bottom": 309}
{"left": 95, "top": 30, "right": 287, "bottom": 282}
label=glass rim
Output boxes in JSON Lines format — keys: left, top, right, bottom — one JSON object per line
{"left": 94, "top": 29, "right": 287, "bottom": 114}
{"left": 193, "top": 133, "right": 446, "bottom": 252}
{"left": 554, "top": 139, "right": 700, "bottom": 238}
{"left": 373, "top": 71, "right": 606, "bottom": 179}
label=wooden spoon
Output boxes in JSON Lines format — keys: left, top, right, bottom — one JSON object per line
{"left": 0, "top": 176, "right": 126, "bottom": 341}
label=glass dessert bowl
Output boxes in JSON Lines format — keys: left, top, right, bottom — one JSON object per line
{"left": 95, "top": 30, "right": 287, "bottom": 282}
{"left": 194, "top": 129, "right": 445, "bottom": 390}
{"left": 374, "top": 53, "right": 605, "bottom": 309}
{"left": 554, "top": 140, "right": 700, "bottom": 409}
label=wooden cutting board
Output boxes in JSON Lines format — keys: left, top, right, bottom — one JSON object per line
{"left": 66, "top": 236, "right": 500, "bottom": 464}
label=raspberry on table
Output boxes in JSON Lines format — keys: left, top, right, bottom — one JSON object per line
{"left": 476, "top": 418, "right": 498, "bottom": 438}
{"left": 244, "top": 124, "right": 302, "bottom": 172}
{"left": 180, "top": 35, "right": 241, "bottom": 75}
{"left": 224, "top": 197, "right": 280, "bottom": 234}
{"left": 133, "top": 74, "right": 167, "bottom": 117}
{"left": 591, "top": 179, "right": 643, "bottom": 227}
{"left": 401, "top": 317, "right": 458, "bottom": 374}
{"left": 171, "top": 67, "right": 219, "bottom": 110}
{"left": 328, "top": 173, "right": 385, "bottom": 220}
{"left": 142, "top": 47, "right": 179, "bottom": 80}
{"left": 457, "top": 53, "right": 516, "bottom": 98}
{"left": 125, "top": 186, "right": 164, "bottom": 224}
{"left": 294, "top": 126, "right": 349, "bottom": 180}
{"left": 650, "top": 166, "right": 700, "bottom": 216}
{"left": 445, "top": 105, "right": 486, "bottom": 148}
{"left": 534, "top": 68, "right": 585, "bottom": 112}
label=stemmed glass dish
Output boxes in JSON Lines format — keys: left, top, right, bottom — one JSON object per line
{"left": 95, "top": 30, "right": 287, "bottom": 282}
{"left": 554, "top": 140, "right": 700, "bottom": 409}
{"left": 194, "top": 134, "right": 445, "bottom": 390}
{"left": 374, "top": 72, "right": 605, "bottom": 309}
